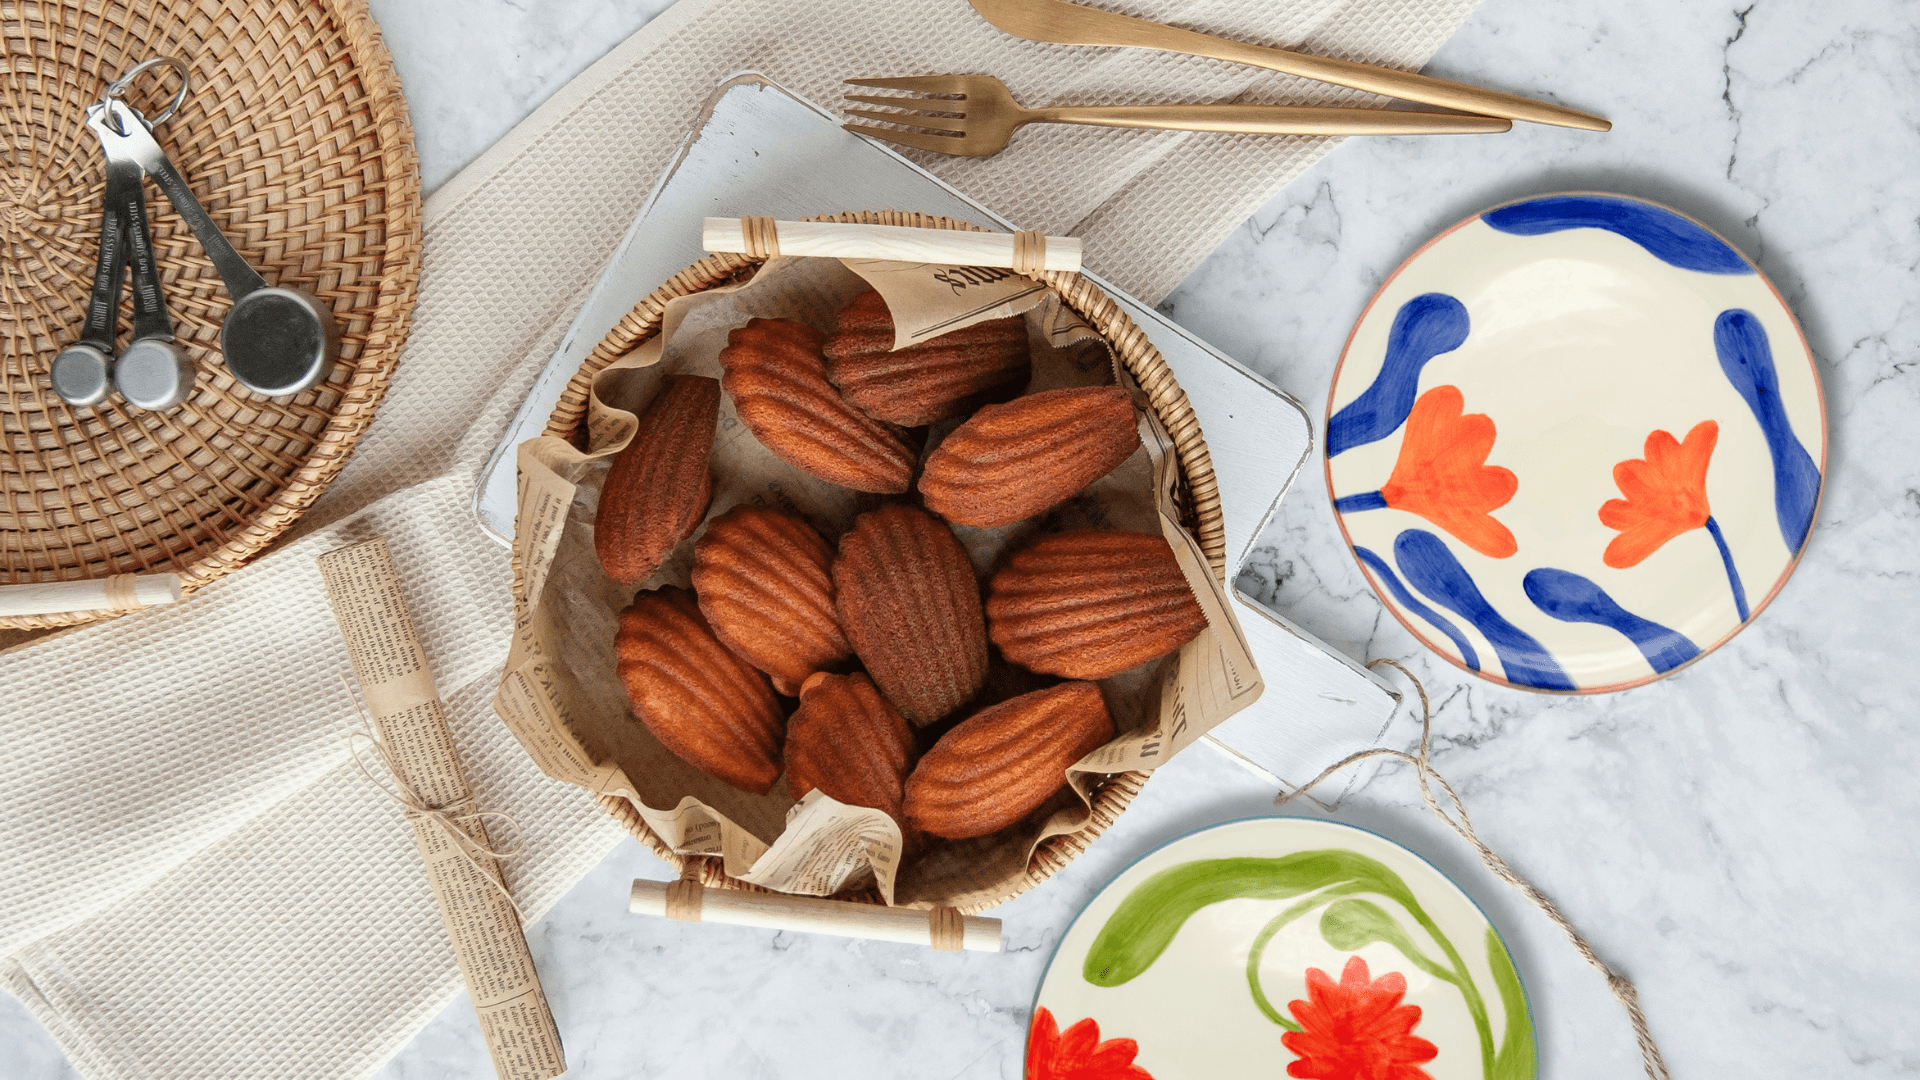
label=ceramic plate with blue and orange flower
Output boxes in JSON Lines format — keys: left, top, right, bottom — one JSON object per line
{"left": 1326, "top": 192, "right": 1825, "bottom": 693}
{"left": 1028, "top": 817, "right": 1532, "bottom": 1080}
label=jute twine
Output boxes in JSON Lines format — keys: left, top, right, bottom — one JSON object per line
{"left": 340, "top": 678, "right": 527, "bottom": 921}
{"left": 1277, "top": 659, "right": 1671, "bottom": 1080}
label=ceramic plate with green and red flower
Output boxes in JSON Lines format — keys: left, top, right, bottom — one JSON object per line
{"left": 1326, "top": 192, "right": 1825, "bottom": 693}
{"left": 1029, "top": 817, "right": 1533, "bottom": 1080}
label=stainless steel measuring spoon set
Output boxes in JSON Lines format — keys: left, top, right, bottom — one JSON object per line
{"left": 51, "top": 58, "right": 340, "bottom": 411}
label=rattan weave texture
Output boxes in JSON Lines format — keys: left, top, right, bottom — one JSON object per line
{"left": 0, "top": 0, "right": 421, "bottom": 628}
{"left": 541, "top": 210, "right": 1223, "bottom": 913}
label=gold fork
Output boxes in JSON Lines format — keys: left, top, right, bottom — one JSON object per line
{"left": 845, "top": 74, "right": 1509, "bottom": 157}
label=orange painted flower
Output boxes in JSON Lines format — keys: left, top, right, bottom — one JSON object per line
{"left": 1027, "top": 1006, "right": 1156, "bottom": 1080}
{"left": 1283, "top": 956, "right": 1438, "bottom": 1080}
{"left": 1599, "top": 420, "right": 1718, "bottom": 568}
{"left": 1378, "top": 385, "right": 1518, "bottom": 558}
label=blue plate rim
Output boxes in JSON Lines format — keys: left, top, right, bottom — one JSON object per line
{"left": 1321, "top": 189, "right": 1829, "bottom": 695}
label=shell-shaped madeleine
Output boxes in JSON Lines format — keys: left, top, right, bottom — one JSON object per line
{"left": 823, "top": 290, "right": 1031, "bottom": 426}
{"left": 833, "top": 504, "right": 988, "bottom": 725}
{"left": 615, "top": 586, "right": 785, "bottom": 795}
{"left": 785, "top": 672, "right": 915, "bottom": 829}
{"left": 693, "top": 506, "right": 851, "bottom": 696}
{"left": 918, "top": 386, "right": 1140, "bottom": 528}
{"left": 903, "top": 682, "right": 1113, "bottom": 840}
{"left": 719, "top": 317, "right": 915, "bottom": 493}
{"left": 988, "top": 530, "right": 1208, "bottom": 679}
{"left": 594, "top": 374, "right": 720, "bottom": 585}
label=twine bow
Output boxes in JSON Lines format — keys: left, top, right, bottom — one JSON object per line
{"left": 1277, "top": 658, "right": 1672, "bottom": 1080}
{"left": 340, "top": 677, "right": 529, "bottom": 922}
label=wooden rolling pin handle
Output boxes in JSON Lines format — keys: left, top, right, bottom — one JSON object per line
{"left": 630, "top": 878, "right": 1003, "bottom": 953}
{"left": 701, "top": 216, "right": 1082, "bottom": 273}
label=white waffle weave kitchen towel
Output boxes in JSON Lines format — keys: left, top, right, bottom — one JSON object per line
{"left": 0, "top": 1, "right": 1480, "bottom": 1076}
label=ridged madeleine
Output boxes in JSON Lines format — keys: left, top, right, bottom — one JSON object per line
{"left": 918, "top": 386, "right": 1140, "bottom": 528}
{"left": 693, "top": 506, "right": 850, "bottom": 696}
{"left": 719, "top": 317, "right": 914, "bottom": 493}
{"left": 594, "top": 374, "right": 720, "bottom": 584}
{"left": 785, "top": 672, "right": 916, "bottom": 830}
{"left": 822, "top": 290, "right": 1031, "bottom": 425}
{"left": 833, "top": 504, "right": 988, "bottom": 725}
{"left": 988, "top": 530, "right": 1207, "bottom": 679}
{"left": 615, "top": 586, "right": 785, "bottom": 795}
{"left": 903, "top": 682, "right": 1113, "bottom": 839}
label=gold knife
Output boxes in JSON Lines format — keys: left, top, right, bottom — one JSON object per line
{"left": 968, "top": 0, "right": 1610, "bottom": 132}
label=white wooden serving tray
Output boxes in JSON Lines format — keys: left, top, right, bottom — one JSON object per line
{"left": 472, "top": 73, "right": 1397, "bottom": 798}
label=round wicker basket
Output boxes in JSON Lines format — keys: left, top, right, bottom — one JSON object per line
{"left": 538, "top": 211, "right": 1225, "bottom": 914}
{"left": 0, "top": 0, "right": 421, "bottom": 629}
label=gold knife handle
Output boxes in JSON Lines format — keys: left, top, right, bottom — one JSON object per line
{"left": 1187, "top": 35, "right": 1610, "bottom": 132}
{"left": 1029, "top": 104, "right": 1511, "bottom": 135}
{"left": 972, "top": 0, "right": 1610, "bottom": 132}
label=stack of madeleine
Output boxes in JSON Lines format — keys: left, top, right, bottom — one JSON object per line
{"left": 595, "top": 290, "right": 1207, "bottom": 855}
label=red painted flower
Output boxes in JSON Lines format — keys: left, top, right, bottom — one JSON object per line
{"left": 1599, "top": 420, "right": 1718, "bottom": 568}
{"left": 1027, "top": 1006, "right": 1156, "bottom": 1080}
{"left": 1379, "top": 385, "right": 1518, "bottom": 559}
{"left": 1282, "top": 956, "right": 1438, "bottom": 1080}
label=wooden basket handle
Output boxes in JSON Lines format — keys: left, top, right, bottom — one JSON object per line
{"left": 702, "top": 216, "right": 1081, "bottom": 274}
{"left": 630, "top": 879, "right": 1002, "bottom": 953}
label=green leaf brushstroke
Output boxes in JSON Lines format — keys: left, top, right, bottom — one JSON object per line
{"left": 1320, "top": 898, "right": 1458, "bottom": 986}
{"left": 1243, "top": 883, "right": 1376, "bottom": 1031}
{"left": 1084, "top": 853, "right": 1398, "bottom": 987}
{"left": 1487, "top": 927, "right": 1537, "bottom": 1080}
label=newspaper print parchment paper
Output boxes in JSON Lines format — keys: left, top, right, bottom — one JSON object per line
{"left": 494, "top": 255, "right": 1262, "bottom": 910}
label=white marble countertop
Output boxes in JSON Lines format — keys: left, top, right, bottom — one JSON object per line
{"left": 7, "top": 0, "right": 1917, "bottom": 1077}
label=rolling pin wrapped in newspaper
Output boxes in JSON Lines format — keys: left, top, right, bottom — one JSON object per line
{"left": 496, "top": 215, "right": 1264, "bottom": 950}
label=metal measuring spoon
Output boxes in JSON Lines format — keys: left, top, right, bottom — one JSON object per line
{"left": 110, "top": 137, "right": 194, "bottom": 411}
{"left": 89, "top": 91, "right": 339, "bottom": 397}
{"left": 49, "top": 160, "right": 130, "bottom": 407}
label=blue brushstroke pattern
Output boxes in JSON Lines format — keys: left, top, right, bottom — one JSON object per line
{"left": 1482, "top": 194, "right": 1753, "bottom": 274}
{"left": 1703, "top": 515, "right": 1750, "bottom": 621}
{"left": 1335, "top": 491, "right": 1388, "bottom": 513}
{"left": 1355, "top": 545, "right": 1480, "bottom": 671}
{"left": 1714, "top": 309, "right": 1820, "bottom": 553}
{"left": 1522, "top": 568, "right": 1701, "bottom": 675}
{"left": 1327, "top": 293, "right": 1470, "bottom": 457}
{"left": 1394, "top": 530, "right": 1576, "bottom": 690}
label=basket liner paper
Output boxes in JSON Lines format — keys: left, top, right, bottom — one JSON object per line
{"left": 496, "top": 254, "right": 1262, "bottom": 910}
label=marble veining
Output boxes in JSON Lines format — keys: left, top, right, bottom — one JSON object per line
{"left": 6, "top": 0, "right": 1917, "bottom": 1077}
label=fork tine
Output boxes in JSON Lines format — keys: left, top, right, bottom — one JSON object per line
{"left": 846, "top": 75, "right": 971, "bottom": 96}
{"left": 844, "top": 93, "right": 963, "bottom": 114}
{"left": 845, "top": 76, "right": 948, "bottom": 92}
{"left": 843, "top": 108, "right": 968, "bottom": 133}
{"left": 842, "top": 123, "right": 969, "bottom": 155}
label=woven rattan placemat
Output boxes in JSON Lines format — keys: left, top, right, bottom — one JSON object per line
{"left": 0, "top": 0, "right": 421, "bottom": 629}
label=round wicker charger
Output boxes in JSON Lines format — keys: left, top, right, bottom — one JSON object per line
{"left": 539, "top": 211, "right": 1226, "bottom": 914}
{"left": 0, "top": 0, "right": 421, "bottom": 629}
